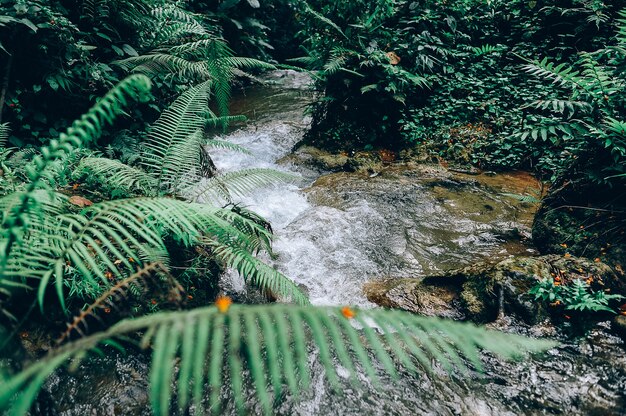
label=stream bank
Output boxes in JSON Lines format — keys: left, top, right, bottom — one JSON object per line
{"left": 38, "top": 71, "right": 626, "bottom": 415}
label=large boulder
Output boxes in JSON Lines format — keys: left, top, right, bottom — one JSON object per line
{"left": 364, "top": 255, "right": 623, "bottom": 325}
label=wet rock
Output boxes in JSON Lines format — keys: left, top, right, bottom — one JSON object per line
{"left": 365, "top": 255, "right": 623, "bottom": 325}
{"left": 280, "top": 146, "right": 349, "bottom": 172}
{"left": 612, "top": 315, "right": 626, "bottom": 339}
{"left": 363, "top": 278, "right": 465, "bottom": 320}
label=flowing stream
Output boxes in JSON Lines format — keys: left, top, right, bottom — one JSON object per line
{"left": 42, "top": 71, "right": 626, "bottom": 415}
{"left": 214, "top": 71, "right": 536, "bottom": 306}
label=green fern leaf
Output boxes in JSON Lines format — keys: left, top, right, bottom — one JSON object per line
{"left": 188, "top": 168, "right": 296, "bottom": 204}
{"left": 0, "top": 305, "right": 555, "bottom": 415}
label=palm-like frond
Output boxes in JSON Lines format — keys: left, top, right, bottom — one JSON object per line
{"left": 205, "top": 138, "right": 252, "bottom": 155}
{"left": 302, "top": 3, "right": 347, "bottom": 39}
{"left": 115, "top": 54, "right": 213, "bottom": 80}
{"left": 522, "top": 57, "right": 585, "bottom": 90}
{"left": 115, "top": 35, "right": 275, "bottom": 120}
{"left": 209, "top": 243, "right": 308, "bottom": 305}
{"left": 159, "top": 130, "right": 206, "bottom": 192}
{"left": 189, "top": 168, "right": 296, "bottom": 204}
{"left": 3, "top": 196, "right": 306, "bottom": 309}
{"left": 0, "top": 75, "right": 152, "bottom": 278}
{"left": 0, "top": 304, "right": 555, "bottom": 416}
{"left": 142, "top": 81, "right": 211, "bottom": 186}
{"left": 0, "top": 122, "right": 9, "bottom": 147}
{"left": 525, "top": 99, "right": 592, "bottom": 118}
{"left": 150, "top": 5, "right": 209, "bottom": 45}
{"left": 57, "top": 262, "right": 183, "bottom": 344}
{"left": 76, "top": 156, "right": 158, "bottom": 195}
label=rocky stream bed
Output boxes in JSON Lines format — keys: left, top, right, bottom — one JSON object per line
{"left": 36, "top": 71, "right": 626, "bottom": 415}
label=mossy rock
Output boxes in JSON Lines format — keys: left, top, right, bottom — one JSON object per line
{"left": 532, "top": 179, "right": 626, "bottom": 279}
{"left": 365, "top": 255, "right": 622, "bottom": 325}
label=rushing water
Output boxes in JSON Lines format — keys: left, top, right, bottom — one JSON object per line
{"left": 42, "top": 71, "right": 626, "bottom": 415}
{"left": 214, "top": 72, "right": 536, "bottom": 306}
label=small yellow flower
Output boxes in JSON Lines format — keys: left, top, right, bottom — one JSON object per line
{"left": 216, "top": 296, "right": 233, "bottom": 313}
{"left": 341, "top": 306, "right": 355, "bottom": 319}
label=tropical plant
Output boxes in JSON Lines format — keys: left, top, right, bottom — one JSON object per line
{"left": 518, "top": 34, "right": 626, "bottom": 183}
{"left": 530, "top": 277, "right": 624, "bottom": 313}
{"left": 74, "top": 80, "right": 292, "bottom": 202}
{"left": 114, "top": 3, "right": 276, "bottom": 120}
{"left": 0, "top": 74, "right": 306, "bottom": 316}
{"left": 0, "top": 302, "right": 554, "bottom": 416}
{"left": 291, "top": 1, "right": 430, "bottom": 150}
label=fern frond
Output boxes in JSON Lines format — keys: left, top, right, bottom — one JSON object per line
{"left": 302, "top": 4, "right": 347, "bottom": 39}
{"left": 617, "top": 10, "right": 626, "bottom": 46}
{"left": 209, "top": 243, "right": 308, "bottom": 305}
{"left": 0, "top": 122, "right": 10, "bottom": 147}
{"left": 522, "top": 57, "right": 585, "bottom": 90}
{"left": 115, "top": 54, "right": 211, "bottom": 79}
{"left": 57, "top": 262, "right": 183, "bottom": 344}
{"left": 142, "top": 81, "right": 211, "bottom": 187}
{"left": 151, "top": 5, "right": 208, "bottom": 44}
{"left": 205, "top": 139, "right": 252, "bottom": 155}
{"left": 0, "top": 304, "right": 555, "bottom": 416}
{"left": 220, "top": 56, "right": 276, "bottom": 71}
{"left": 157, "top": 22, "right": 208, "bottom": 44}
{"left": 471, "top": 44, "right": 500, "bottom": 56}
{"left": 166, "top": 38, "right": 226, "bottom": 57}
{"left": 578, "top": 52, "right": 618, "bottom": 100}
{"left": 159, "top": 130, "right": 207, "bottom": 192}
{"left": 4, "top": 196, "right": 304, "bottom": 309}
{"left": 189, "top": 168, "right": 296, "bottom": 204}
{"left": 0, "top": 75, "right": 152, "bottom": 282}
{"left": 75, "top": 157, "right": 158, "bottom": 195}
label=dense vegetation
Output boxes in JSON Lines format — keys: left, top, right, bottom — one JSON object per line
{"left": 0, "top": 0, "right": 624, "bottom": 415}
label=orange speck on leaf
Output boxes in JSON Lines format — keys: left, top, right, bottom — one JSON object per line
{"left": 341, "top": 306, "right": 355, "bottom": 319}
{"left": 595, "top": 258, "right": 601, "bottom": 263}
{"left": 150, "top": 299, "right": 157, "bottom": 305}
{"left": 560, "top": 243, "right": 568, "bottom": 248}
{"left": 216, "top": 296, "right": 233, "bottom": 313}
{"left": 187, "top": 295, "right": 193, "bottom": 300}
{"left": 104, "top": 307, "right": 111, "bottom": 314}
{"left": 564, "top": 253, "right": 571, "bottom": 258}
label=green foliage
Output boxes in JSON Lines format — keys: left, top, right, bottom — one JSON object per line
{"left": 530, "top": 277, "right": 625, "bottom": 313}
{"left": 293, "top": 0, "right": 430, "bottom": 149}
{"left": 0, "top": 75, "right": 153, "bottom": 287}
{"left": 74, "top": 80, "right": 294, "bottom": 203}
{"left": 0, "top": 304, "right": 555, "bottom": 416}
{"left": 0, "top": 0, "right": 278, "bottom": 148}
{"left": 0, "top": 75, "right": 306, "bottom": 318}
{"left": 517, "top": 25, "right": 626, "bottom": 183}
{"left": 393, "top": 0, "right": 626, "bottom": 176}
